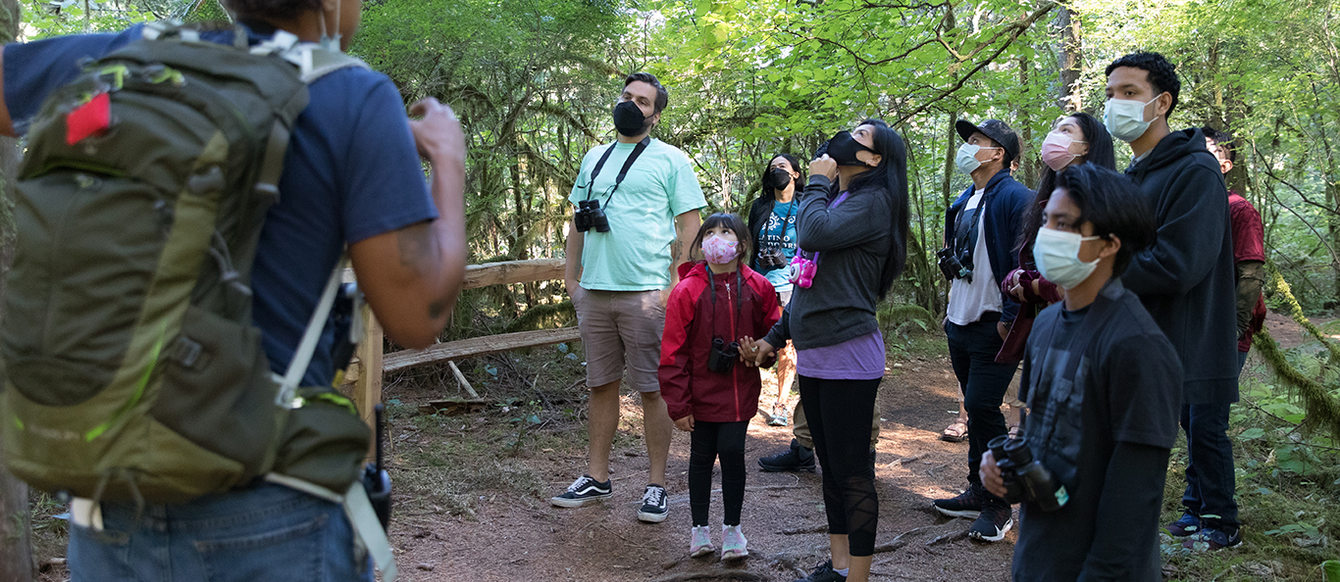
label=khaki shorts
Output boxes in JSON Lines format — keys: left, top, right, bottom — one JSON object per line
{"left": 574, "top": 289, "right": 665, "bottom": 392}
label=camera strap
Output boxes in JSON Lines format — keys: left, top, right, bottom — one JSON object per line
{"left": 951, "top": 191, "right": 986, "bottom": 270}
{"left": 706, "top": 267, "right": 744, "bottom": 333}
{"left": 1026, "top": 279, "right": 1124, "bottom": 458}
{"left": 584, "top": 137, "right": 651, "bottom": 206}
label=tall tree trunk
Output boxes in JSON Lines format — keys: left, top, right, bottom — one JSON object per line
{"left": 1016, "top": 55, "right": 1038, "bottom": 189}
{"left": 0, "top": 0, "right": 34, "bottom": 579}
{"left": 1329, "top": 179, "right": 1340, "bottom": 301}
{"left": 1056, "top": 6, "right": 1082, "bottom": 112}
{"left": 936, "top": 111, "right": 959, "bottom": 316}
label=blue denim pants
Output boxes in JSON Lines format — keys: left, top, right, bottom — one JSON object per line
{"left": 1179, "top": 400, "right": 1239, "bottom": 528}
{"left": 69, "top": 483, "right": 373, "bottom": 582}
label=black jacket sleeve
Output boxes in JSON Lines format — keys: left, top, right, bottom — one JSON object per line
{"left": 794, "top": 175, "right": 890, "bottom": 253}
{"left": 762, "top": 302, "right": 791, "bottom": 350}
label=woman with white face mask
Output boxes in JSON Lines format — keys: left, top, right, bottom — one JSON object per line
{"left": 994, "top": 112, "right": 1115, "bottom": 366}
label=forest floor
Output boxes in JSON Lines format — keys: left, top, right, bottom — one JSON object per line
{"left": 382, "top": 328, "right": 1017, "bottom": 582}
{"left": 28, "top": 309, "right": 1333, "bottom": 581}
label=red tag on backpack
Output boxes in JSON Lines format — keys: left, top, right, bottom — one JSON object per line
{"left": 65, "top": 92, "right": 111, "bottom": 145}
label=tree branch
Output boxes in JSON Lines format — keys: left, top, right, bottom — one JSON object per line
{"left": 898, "top": 1, "right": 1058, "bottom": 124}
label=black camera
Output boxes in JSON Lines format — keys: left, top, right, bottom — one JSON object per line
{"left": 988, "top": 434, "right": 1069, "bottom": 512}
{"left": 574, "top": 199, "right": 610, "bottom": 233}
{"left": 936, "top": 247, "right": 972, "bottom": 282}
{"left": 759, "top": 247, "right": 788, "bottom": 269}
{"left": 706, "top": 337, "right": 740, "bottom": 374}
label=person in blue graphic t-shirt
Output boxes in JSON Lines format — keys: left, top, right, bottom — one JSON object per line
{"left": 747, "top": 153, "right": 803, "bottom": 426}
{"left": 1, "top": 0, "right": 469, "bottom": 578}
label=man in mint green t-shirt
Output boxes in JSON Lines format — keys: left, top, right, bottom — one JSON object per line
{"left": 550, "top": 73, "right": 705, "bottom": 523}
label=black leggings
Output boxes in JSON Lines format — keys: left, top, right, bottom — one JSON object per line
{"left": 799, "top": 375, "right": 880, "bottom": 556}
{"left": 688, "top": 420, "right": 748, "bottom": 527}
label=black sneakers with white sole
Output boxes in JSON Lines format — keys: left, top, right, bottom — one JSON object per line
{"left": 550, "top": 475, "right": 612, "bottom": 508}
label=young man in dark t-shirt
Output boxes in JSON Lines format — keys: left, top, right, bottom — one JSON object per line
{"left": 1203, "top": 127, "right": 1267, "bottom": 372}
{"left": 1, "top": 0, "right": 470, "bottom": 578}
{"left": 982, "top": 163, "right": 1181, "bottom": 580}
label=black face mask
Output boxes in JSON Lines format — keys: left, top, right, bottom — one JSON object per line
{"left": 767, "top": 167, "right": 793, "bottom": 190}
{"left": 613, "top": 100, "right": 650, "bottom": 137}
{"left": 826, "top": 131, "right": 877, "bottom": 167}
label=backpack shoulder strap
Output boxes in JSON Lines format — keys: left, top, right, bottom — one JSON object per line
{"left": 255, "top": 37, "right": 370, "bottom": 84}
{"left": 300, "top": 48, "right": 370, "bottom": 84}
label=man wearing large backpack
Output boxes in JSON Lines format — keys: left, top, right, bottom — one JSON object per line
{"left": 0, "top": 0, "right": 468, "bottom": 579}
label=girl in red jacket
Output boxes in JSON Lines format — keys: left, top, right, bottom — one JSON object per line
{"left": 660, "top": 213, "right": 780, "bottom": 562}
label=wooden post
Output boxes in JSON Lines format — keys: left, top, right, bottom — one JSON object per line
{"left": 352, "top": 307, "right": 383, "bottom": 455}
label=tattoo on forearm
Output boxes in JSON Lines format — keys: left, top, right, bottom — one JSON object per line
{"left": 428, "top": 296, "right": 449, "bottom": 319}
{"left": 671, "top": 239, "right": 684, "bottom": 263}
{"left": 395, "top": 223, "right": 439, "bottom": 270}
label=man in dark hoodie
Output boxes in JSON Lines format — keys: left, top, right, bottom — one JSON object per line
{"left": 932, "top": 119, "right": 1032, "bottom": 543}
{"left": 1104, "top": 52, "right": 1241, "bottom": 550}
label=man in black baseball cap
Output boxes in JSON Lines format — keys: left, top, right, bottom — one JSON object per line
{"left": 956, "top": 118, "right": 1021, "bottom": 163}
{"left": 933, "top": 117, "right": 1033, "bottom": 543}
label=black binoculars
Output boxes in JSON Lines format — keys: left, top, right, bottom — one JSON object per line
{"left": 758, "top": 247, "right": 788, "bottom": 269}
{"left": 575, "top": 199, "right": 610, "bottom": 233}
{"left": 707, "top": 337, "right": 740, "bottom": 374}
{"left": 936, "top": 247, "right": 973, "bottom": 282}
{"left": 988, "top": 434, "right": 1069, "bottom": 512}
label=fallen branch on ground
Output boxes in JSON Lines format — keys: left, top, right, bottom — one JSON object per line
{"left": 871, "top": 524, "right": 938, "bottom": 554}
{"left": 926, "top": 529, "right": 967, "bottom": 546}
{"left": 885, "top": 453, "right": 927, "bottom": 467}
{"left": 650, "top": 570, "right": 769, "bottom": 582}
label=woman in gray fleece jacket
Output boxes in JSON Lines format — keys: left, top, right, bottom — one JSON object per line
{"left": 748, "top": 119, "right": 908, "bottom": 582}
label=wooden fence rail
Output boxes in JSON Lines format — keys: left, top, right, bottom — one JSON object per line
{"left": 344, "top": 258, "right": 572, "bottom": 426}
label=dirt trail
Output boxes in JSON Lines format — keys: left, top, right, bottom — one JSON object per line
{"left": 389, "top": 350, "right": 1016, "bottom": 582}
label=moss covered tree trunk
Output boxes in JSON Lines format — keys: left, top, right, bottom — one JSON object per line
{"left": 0, "top": 0, "right": 34, "bottom": 580}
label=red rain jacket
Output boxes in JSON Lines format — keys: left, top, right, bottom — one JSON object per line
{"left": 659, "top": 261, "right": 780, "bottom": 423}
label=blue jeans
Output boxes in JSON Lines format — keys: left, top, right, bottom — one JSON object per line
{"left": 945, "top": 318, "right": 1018, "bottom": 487}
{"left": 69, "top": 483, "right": 373, "bottom": 582}
{"left": 1179, "top": 401, "right": 1239, "bottom": 528}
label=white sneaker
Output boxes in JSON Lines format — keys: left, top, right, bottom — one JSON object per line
{"left": 689, "top": 525, "right": 715, "bottom": 558}
{"left": 721, "top": 524, "right": 748, "bottom": 560}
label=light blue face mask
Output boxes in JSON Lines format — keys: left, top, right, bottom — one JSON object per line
{"left": 318, "top": 1, "right": 343, "bottom": 52}
{"left": 955, "top": 143, "right": 999, "bottom": 175}
{"left": 1033, "top": 227, "right": 1102, "bottom": 289}
{"left": 1103, "top": 94, "right": 1162, "bottom": 142}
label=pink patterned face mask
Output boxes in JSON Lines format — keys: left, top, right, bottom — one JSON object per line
{"left": 702, "top": 235, "right": 739, "bottom": 265}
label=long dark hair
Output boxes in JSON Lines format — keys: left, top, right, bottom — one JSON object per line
{"left": 846, "top": 119, "right": 909, "bottom": 298}
{"left": 1020, "top": 112, "right": 1115, "bottom": 256}
{"left": 746, "top": 153, "right": 805, "bottom": 269}
{"left": 756, "top": 153, "right": 805, "bottom": 201}
{"left": 689, "top": 213, "right": 752, "bottom": 265}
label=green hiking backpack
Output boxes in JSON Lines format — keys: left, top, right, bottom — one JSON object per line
{"left": 1, "top": 23, "right": 371, "bottom": 504}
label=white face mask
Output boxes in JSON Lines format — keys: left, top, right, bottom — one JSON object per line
{"left": 1104, "top": 95, "right": 1161, "bottom": 142}
{"left": 956, "top": 143, "right": 997, "bottom": 175}
{"left": 1033, "top": 227, "right": 1102, "bottom": 289}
